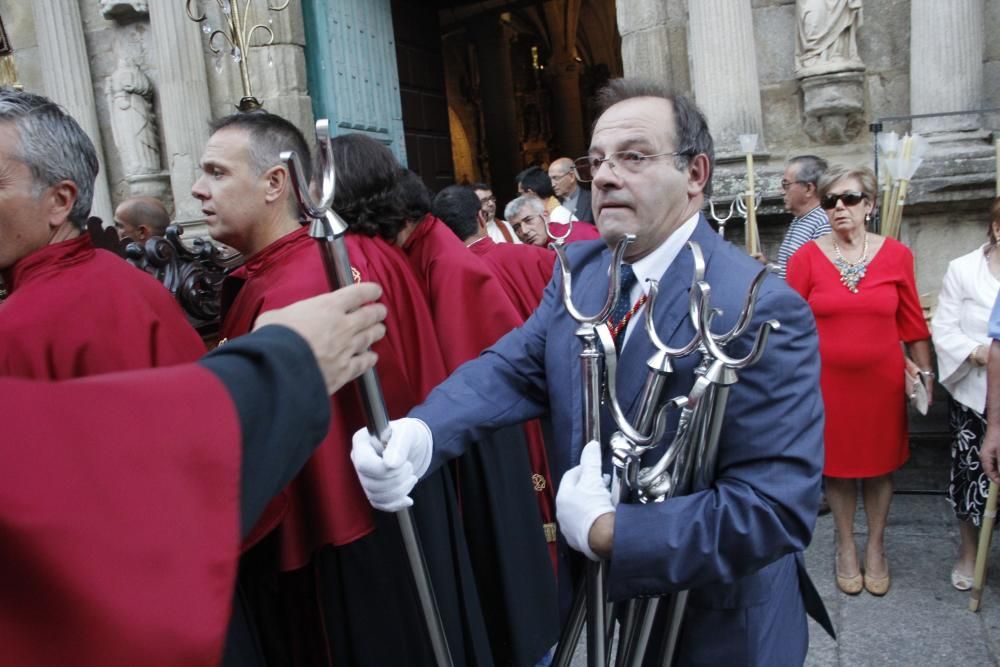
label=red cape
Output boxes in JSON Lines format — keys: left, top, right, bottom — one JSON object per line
{"left": 547, "top": 220, "right": 602, "bottom": 245}
{"left": 402, "top": 216, "right": 557, "bottom": 568}
{"left": 467, "top": 236, "right": 554, "bottom": 321}
{"left": 0, "top": 365, "right": 241, "bottom": 667}
{"left": 0, "top": 235, "right": 205, "bottom": 378}
{"left": 402, "top": 215, "right": 522, "bottom": 369}
{"left": 222, "top": 227, "right": 447, "bottom": 567}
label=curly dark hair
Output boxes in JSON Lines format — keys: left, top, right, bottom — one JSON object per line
{"left": 397, "top": 169, "right": 432, "bottom": 222}
{"left": 329, "top": 133, "right": 407, "bottom": 240}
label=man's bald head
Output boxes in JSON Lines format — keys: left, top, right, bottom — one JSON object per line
{"left": 114, "top": 196, "right": 170, "bottom": 242}
{"left": 548, "top": 157, "right": 578, "bottom": 200}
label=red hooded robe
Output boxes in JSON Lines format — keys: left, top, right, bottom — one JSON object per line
{"left": 0, "top": 235, "right": 205, "bottom": 378}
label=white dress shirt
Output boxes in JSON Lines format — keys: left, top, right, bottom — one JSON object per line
{"left": 931, "top": 245, "right": 999, "bottom": 413}
{"left": 620, "top": 213, "right": 700, "bottom": 348}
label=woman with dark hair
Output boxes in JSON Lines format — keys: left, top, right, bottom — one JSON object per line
{"left": 788, "top": 164, "right": 932, "bottom": 597}
{"left": 931, "top": 196, "right": 1000, "bottom": 590}
{"left": 328, "top": 133, "right": 409, "bottom": 241}
{"left": 332, "top": 135, "right": 560, "bottom": 667}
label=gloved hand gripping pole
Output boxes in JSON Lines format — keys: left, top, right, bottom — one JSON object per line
{"left": 550, "top": 235, "right": 633, "bottom": 667}
{"left": 281, "top": 119, "right": 453, "bottom": 667}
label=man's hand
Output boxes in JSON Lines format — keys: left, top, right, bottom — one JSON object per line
{"left": 254, "top": 283, "right": 387, "bottom": 395}
{"left": 556, "top": 441, "right": 615, "bottom": 561}
{"left": 351, "top": 418, "right": 433, "bottom": 512}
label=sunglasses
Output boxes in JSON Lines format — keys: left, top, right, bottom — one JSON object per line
{"left": 821, "top": 191, "right": 867, "bottom": 210}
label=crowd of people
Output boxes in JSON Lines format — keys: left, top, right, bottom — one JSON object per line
{"left": 3, "top": 76, "right": 1000, "bottom": 667}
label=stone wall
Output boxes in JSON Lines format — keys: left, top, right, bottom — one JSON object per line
{"left": 2, "top": 0, "right": 314, "bottom": 236}
{"left": 618, "top": 0, "right": 999, "bottom": 295}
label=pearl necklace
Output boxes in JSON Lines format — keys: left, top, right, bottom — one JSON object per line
{"left": 832, "top": 233, "right": 869, "bottom": 293}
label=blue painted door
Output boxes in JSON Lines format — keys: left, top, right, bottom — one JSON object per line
{"left": 301, "top": 0, "right": 407, "bottom": 164}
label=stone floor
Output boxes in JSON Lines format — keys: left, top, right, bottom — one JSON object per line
{"left": 804, "top": 492, "right": 1000, "bottom": 667}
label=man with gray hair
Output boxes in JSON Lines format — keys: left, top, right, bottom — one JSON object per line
{"left": 0, "top": 88, "right": 204, "bottom": 379}
{"left": 772, "top": 154, "right": 830, "bottom": 277}
{"left": 505, "top": 193, "right": 600, "bottom": 247}
{"left": 548, "top": 156, "right": 593, "bottom": 223}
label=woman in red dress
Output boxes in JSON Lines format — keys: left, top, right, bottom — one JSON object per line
{"left": 788, "top": 165, "right": 933, "bottom": 597}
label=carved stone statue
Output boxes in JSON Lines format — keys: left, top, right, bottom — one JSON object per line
{"left": 100, "top": 0, "right": 149, "bottom": 21}
{"left": 794, "top": 0, "right": 866, "bottom": 144}
{"left": 795, "top": 0, "right": 864, "bottom": 77}
{"left": 109, "top": 58, "right": 166, "bottom": 198}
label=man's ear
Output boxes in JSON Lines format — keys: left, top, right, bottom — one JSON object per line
{"left": 476, "top": 209, "right": 488, "bottom": 232}
{"left": 263, "top": 164, "right": 289, "bottom": 204}
{"left": 45, "top": 180, "right": 79, "bottom": 229}
{"left": 137, "top": 224, "right": 153, "bottom": 241}
{"left": 686, "top": 154, "right": 711, "bottom": 196}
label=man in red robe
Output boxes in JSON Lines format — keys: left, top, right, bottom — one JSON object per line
{"left": 330, "top": 148, "right": 559, "bottom": 666}
{"left": 432, "top": 184, "right": 554, "bottom": 321}
{"left": 193, "top": 112, "right": 490, "bottom": 666}
{"left": 505, "top": 193, "right": 602, "bottom": 247}
{"left": 0, "top": 89, "right": 205, "bottom": 379}
{"left": 1, "top": 286, "right": 389, "bottom": 667}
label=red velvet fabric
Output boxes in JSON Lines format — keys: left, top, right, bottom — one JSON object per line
{"left": 548, "top": 220, "right": 602, "bottom": 245}
{"left": 0, "top": 235, "right": 205, "bottom": 378}
{"left": 402, "top": 216, "right": 557, "bottom": 567}
{"left": 401, "top": 215, "right": 522, "bottom": 370}
{"left": 222, "top": 227, "right": 447, "bottom": 567}
{"left": 467, "top": 236, "right": 554, "bottom": 321}
{"left": 0, "top": 365, "right": 241, "bottom": 667}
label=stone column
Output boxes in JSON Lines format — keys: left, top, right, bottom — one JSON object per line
{"left": 547, "top": 56, "right": 585, "bottom": 158}
{"left": 32, "top": 0, "right": 113, "bottom": 224}
{"left": 618, "top": 0, "right": 673, "bottom": 84}
{"left": 687, "top": 0, "right": 765, "bottom": 154}
{"left": 468, "top": 17, "right": 520, "bottom": 203}
{"left": 147, "top": 0, "right": 214, "bottom": 225}
{"left": 910, "top": 0, "right": 984, "bottom": 133}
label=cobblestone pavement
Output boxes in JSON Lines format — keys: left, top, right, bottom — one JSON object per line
{"left": 805, "top": 493, "right": 1000, "bottom": 667}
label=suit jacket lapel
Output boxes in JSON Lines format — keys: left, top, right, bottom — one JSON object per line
{"left": 617, "top": 218, "right": 720, "bottom": 420}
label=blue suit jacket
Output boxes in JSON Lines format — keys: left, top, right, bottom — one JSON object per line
{"left": 412, "top": 218, "right": 830, "bottom": 666}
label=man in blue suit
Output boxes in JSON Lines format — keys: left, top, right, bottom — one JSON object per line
{"left": 352, "top": 78, "right": 832, "bottom": 666}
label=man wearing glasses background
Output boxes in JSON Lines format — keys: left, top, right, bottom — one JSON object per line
{"left": 548, "top": 156, "right": 593, "bottom": 223}
{"left": 767, "top": 154, "right": 830, "bottom": 278}
{"left": 472, "top": 182, "right": 521, "bottom": 244}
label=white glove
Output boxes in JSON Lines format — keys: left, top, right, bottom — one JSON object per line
{"left": 351, "top": 417, "right": 433, "bottom": 512}
{"left": 556, "top": 440, "right": 615, "bottom": 561}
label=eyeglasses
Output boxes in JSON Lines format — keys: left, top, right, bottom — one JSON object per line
{"left": 572, "top": 150, "right": 688, "bottom": 182}
{"left": 821, "top": 191, "right": 867, "bottom": 210}
{"left": 780, "top": 179, "right": 807, "bottom": 191}
{"left": 478, "top": 195, "right": 496, "bottom": 204}
{"left": 549, "top": 171, "right": 572, "bottom": 181}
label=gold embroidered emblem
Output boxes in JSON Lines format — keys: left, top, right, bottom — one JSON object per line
{"left": 351, "top": 267, "right": 362, "bottom": 284}
{"left": 532, "top": 473, "right": 547, "bottom": 492}
{"left": 543, "top": 522, "right": 557, "bottom": 543}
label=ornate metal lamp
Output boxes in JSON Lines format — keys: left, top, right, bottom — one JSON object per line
{"left": 185, "top": 0, "right": 289, "bottom": 111}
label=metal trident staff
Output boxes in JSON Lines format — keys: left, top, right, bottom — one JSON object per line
{"left": 550, "top": 234, "right": 634, "bottom": 667}
{"left": 281, "top": 119, "right": 453, "bottom": 667}
{"left": 640, "top": 266, "right": 778, "bottom": 667}
{"left": 598, "top": 242, "right": 709, "bottom": 667}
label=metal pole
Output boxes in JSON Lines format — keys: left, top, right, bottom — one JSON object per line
{"left": 282, "top": 127, "right": 453, "bottom": 666}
